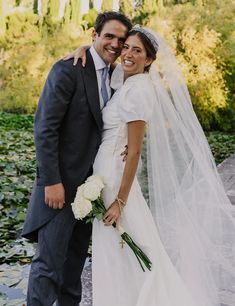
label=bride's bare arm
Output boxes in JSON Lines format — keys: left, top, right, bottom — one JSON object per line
{"left": 117, "top": 121, "right": 145, "bottom": 202}
{"left": 63, "top": 45, "right": 90, "bottom": 66}
{"left": 103, "top": 121, "right": 146, "bottom": 228}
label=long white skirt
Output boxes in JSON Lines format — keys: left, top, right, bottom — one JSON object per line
{"left": 92, "top": 147, "right": 198, "bottom": 306}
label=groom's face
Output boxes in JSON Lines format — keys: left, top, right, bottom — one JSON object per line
{"left": 92, "top": 20, "right": 128, "bottom": 65}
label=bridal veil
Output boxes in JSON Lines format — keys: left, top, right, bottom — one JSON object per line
{"left": 144, "top": 29, "right": 235, "bottom": 306}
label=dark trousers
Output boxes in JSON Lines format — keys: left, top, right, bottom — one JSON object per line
{"left": 27, "top": 206, "right": 92, "bottom": 306}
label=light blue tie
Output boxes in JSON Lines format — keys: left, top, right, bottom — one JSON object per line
{"left": 101, "top": 67, "right": 109, "bottom": 107}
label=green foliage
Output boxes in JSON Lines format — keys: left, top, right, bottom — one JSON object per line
{"left": 0, "top": 40, "right": 43, "bottom": 114}
{"left": 71, "top": 0, "right": 82, "bottom": 25}
{"left": 0, "top": 11, "right": 44, "bottom": 113}
{"left": 119, "top": 0, "right": 134, "bottom": 18}
{"left": 0, "top": 112, "right": 233, "bottom": 262}
{"left": 0, "top": 112, "right": 34, "bottom": 130}
{"left": 0, "top": 0, "right": 6, "bottom": 36}
{"left": 48, "top": 0, "right": 60, "bottom": 19}
{"left": 63, "top": 0, "right": 71, "bottom": 24}
{"left": 82, "top": 8, "right": 98, "bottom": 29}
{"left": 206, "top": 132, "right": 235, "bottom": 164}
{"left": 0, "top": 10, "right": 90, "bottom": 114}
{"left": 158, "top": 0, "right": 164, "bottom": 10}
{"left": 179, "top": 25, "right": 227, "bottom": 129}
{"left": 0, "top": 0, "right": 234, "bottom": 132}
{"left": 101, "top": 0, "right": 113, "bottom": 11}
{"left": 143, "top": 0, "right": 158, "bottom": 13}
{"left": 154, "top": 0, "right": 235, "bottom": 131}
{"left": 0, "top": 114, "right": 35, "bottom": 258}
{"left": 4, "top": 11, "right": 41, "bottom": 44}
{"left": 133, "top": 0, "right": 159, "bottom": 26}
{"left": 41, "top": 0, "right": 49, "bottom": 16}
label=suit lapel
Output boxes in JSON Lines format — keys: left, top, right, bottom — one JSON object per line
{"left": 83, "top": 51, "right": 103, "bottom": 132}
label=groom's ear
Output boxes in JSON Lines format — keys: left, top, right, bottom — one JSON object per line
{"left": 92, "top": 29, "right": 98, "bottom": 42}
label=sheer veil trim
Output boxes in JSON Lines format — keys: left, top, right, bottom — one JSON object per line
{"left": 145, "top": 29, "right": 235, "bottom": 306}
{"left": 110, "top": 64, "right": 124, "bottom": 90}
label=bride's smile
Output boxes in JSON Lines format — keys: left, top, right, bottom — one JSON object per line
{"left": 121, "top": 35, "right": 153, "bottom": 79}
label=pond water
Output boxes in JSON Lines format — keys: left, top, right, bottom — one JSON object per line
{"left": 0, "top": 254, "right": 92, "bottom": 306}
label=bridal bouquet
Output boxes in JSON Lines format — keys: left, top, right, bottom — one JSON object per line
{"left": 71, "top": 175, "right": 152, "bottom": 272}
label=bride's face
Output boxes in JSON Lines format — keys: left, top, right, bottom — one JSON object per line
{"left": 120, "top": 34, "right": 152, "bottom": 78}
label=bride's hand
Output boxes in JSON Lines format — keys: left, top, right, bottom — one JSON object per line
{"left": 63, "top": 45, "right": 90, "bottom": 66}
{"left": 103, "top": 200, "right": 122, "bottom": 229}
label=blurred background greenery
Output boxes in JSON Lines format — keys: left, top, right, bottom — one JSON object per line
{"left": 0, "top": 1, "right": 235, "bottom": 246}
{"left": 0, "top": 3, "right": 234, "bottom": 302}
{"left": 0, "top": 0, "right": 234, "bottom": 132}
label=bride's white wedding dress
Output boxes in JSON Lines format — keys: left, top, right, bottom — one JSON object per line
{"left": 92, "top": 73, "right": 198, "bottom": 306}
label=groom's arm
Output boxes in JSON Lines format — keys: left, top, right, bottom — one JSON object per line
{"left": 35, "top": 60, "right": 76, "bottom": 208}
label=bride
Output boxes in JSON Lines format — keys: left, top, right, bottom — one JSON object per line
{"left": 66, "top": 26, "right": 235, "bottom": 306}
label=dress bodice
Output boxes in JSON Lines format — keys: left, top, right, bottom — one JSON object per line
{"left": 100, "top": 88, "right": 127, "bottom": 154}
{"left": 98, "top": 71, "right": 155, "bottom": 155}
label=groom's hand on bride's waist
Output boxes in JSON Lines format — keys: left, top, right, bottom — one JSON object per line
{"left": 121, "top": 145, "right": 128, "bottom": 161}
{"left": 45, "top": 183, "right": 65, "bottom": 210}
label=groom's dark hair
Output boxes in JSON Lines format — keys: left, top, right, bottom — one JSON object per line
{"left": 94, "top": 11, "right": 132, "bottom": 35}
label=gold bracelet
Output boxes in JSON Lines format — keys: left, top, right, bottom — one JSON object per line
{"left": 116, "top": 201, "right": 123, "bottom": 215}
{"left": 115, "top": 197, "right": 126, "bottom": 216}
{"left": 116, "top": 196, "right": 126, "bottom": 206}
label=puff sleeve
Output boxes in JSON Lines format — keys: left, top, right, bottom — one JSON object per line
{"left": 118, "top": 75, "right": 155, "bottom": 123}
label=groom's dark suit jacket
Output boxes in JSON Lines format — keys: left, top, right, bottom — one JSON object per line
{"left": 22, "top": 51, "right": 104, "bottom": 241}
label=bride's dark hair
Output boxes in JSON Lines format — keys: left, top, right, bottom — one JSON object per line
{"left": 127, "top": 30, "right": 157, "bottom": 72}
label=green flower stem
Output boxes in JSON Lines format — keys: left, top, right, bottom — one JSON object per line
{"left": 121, "top": 233, "right": 152, "bottom": 271}
{"left": 91, "top": 197, "right": 152, "bottom": 272}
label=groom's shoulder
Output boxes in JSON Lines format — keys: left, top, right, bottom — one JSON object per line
{"left": 46, "top": 59, "right": 84, "bottom": 86}
{"left": 51, "top": 58, "right": 83, "bottom": 74}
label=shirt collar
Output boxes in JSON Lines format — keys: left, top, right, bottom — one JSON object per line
{"left": 89, "top": 46, "right": 110, "bottom": 71}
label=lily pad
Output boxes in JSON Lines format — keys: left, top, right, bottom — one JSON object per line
{"left": 0, "top": 298, "right": 26, "bottom": 306}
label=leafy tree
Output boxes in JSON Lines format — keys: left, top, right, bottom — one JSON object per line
{"left": 89, "top": 0, "right": 94, "bottom": 9}
{"left": 158, "top": 1, "right": 235, "bottom": 131}
{"left": 48, "top": 0, "right": 60, "bottom": 19}
{"left": 101, "top": 0, "right": 113, "bottom": 11}
{"left": 179, "top": 26, "right": 227, "bottom": 129}
{"left": 71, "top": 0, "right": 82, "bottom": 25}
{"left": 0, "top": 0, "right": 6, "bottom": 36}
{"left": 63, "top": 0, "right": 71, "bottom": 24}
{"left": 164, "top": 0, "right": 190, "bottom": 4}
{"left": 41, "top": 0, "right": 49, "bottom": 16}
{"left": 134, "top": 0, "right": 159, "bottom": 25}
{"left": 33, "top": 0, "right": 38, "bottom": 14}
{"left": 143, "top": 0, "right": 158, "bottom": 13}
{"left": 158, "top": 0, "right": 163, "bottom": 10}
{"left": 0, "top": 0, "right": 234, "bottom": 132}
{"left": 83, "top": 8, "right": 98, "bottom": 29}
{"left": 119, "top": 0, "right": 134, "bottom": 18}
{"left": 194, "top": 0, "right": 203, "bottom": 5}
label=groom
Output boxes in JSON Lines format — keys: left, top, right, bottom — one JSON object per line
{"left": 22, "top": 11, "right": 132, "bottom": 306}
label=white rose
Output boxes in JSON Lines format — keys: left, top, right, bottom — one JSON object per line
{"left": 85, "top": 175, "right": 105, "bottom": 189}
{"left": 83, "top": 181, "right": 101, "bottom": 201}
{"left": 75, "top": 184, "right": 85, "bottom": 198}
{"left": 71, "top": 197, "right": 92, "bottom": 220}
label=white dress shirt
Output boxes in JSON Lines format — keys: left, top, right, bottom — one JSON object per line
{"left": 89, "top": 46, "right": 111, "bottom": 109}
